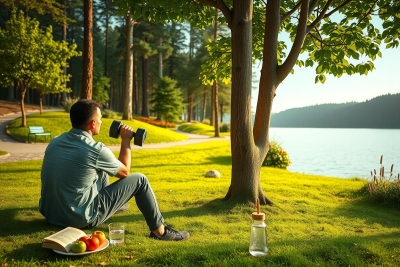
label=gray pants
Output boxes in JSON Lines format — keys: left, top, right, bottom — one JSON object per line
{"left": 88, "top": 172, "right": 164, "bottom": 231}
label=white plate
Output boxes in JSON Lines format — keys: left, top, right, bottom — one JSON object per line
{"left": 53, "top": 237, "right": 109, "bottom": 256}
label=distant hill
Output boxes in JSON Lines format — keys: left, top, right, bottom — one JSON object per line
{"left": 270, "top": 93, "right": 400, "bottom": 128}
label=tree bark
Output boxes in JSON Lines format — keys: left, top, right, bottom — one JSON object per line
{"left": 141, "top": 53, "right": 149, "bottom": 117}
{"left": 81, "top": 0, "right": 93, "bottom": 99}
{"left": 224, "top": 0, "right": 272, "bottom": 205}
{"left": 213, "top": 81, "right": 220, "bottom": 137}
{"left": 19, "top": 85, "right": 27, "bottom": 127}
{"left": 122, "top": 15, "right": 133, "bottom": 120}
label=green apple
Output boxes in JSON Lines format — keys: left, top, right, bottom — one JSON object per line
{"left": 71, "top": 240, "right": 87, "bottom": 253}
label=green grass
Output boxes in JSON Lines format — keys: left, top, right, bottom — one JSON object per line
{"left": 6, "top": 111, "right": 189, "bottom": 145}
{"left": 0, "top": 150, "right": 7, "bottom": 156}
{"left": 178, "top": 122, "right": 230, "bottom": 137}
{"left": 1, "top": 139, "right": 400, "bottom": 266}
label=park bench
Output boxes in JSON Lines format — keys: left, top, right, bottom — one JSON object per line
{"left": 28, "top": 126, "right": 52, "bottom": 143}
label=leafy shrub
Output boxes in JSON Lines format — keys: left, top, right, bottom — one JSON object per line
{"left": 220, "top": 122, "right": 230, "bottom": 132}
{"left": 263, "top": 141, "right": 291, "bottom": 169}
{"left": 62, "top": 97, "right": 79, "bottom": 112}
{"left": 202, "top": 119, "right": 210, "bottom": 125}
{"left": 102, "top": 109, "right": 117, "bottom": 119}
{"left": 366, "top": 155, "right": 400, "bottom": 206}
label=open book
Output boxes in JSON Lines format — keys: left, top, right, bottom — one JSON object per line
{"left": 42, "top": 227, "right": 87, "bottom": 252}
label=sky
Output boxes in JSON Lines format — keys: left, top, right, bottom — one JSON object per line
{"left": 251, "top": 48, "right": 400, "bottom": 113}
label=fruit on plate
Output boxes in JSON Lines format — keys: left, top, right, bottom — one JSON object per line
{"left": 85, "top": 236, "right": 100, "bottom": 251}
{"left": 71, "top": 241, "right": 87, "bottom": 253}
{"left": 92, "top": 230, "right": 106, "bottom": 245}
{"left": 78, "top": 235, "right": 90, "bottom": 242}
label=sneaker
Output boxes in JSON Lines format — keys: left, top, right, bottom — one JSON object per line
{"left": 115, "top": 203, "right": 129, "bottom": 214}
{"left": 149, "top": 225, "right": 190, "bottom": 241}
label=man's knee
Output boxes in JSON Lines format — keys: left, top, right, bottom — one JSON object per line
{"left": 126, "top": 172, "right": 149, "bottom": 185}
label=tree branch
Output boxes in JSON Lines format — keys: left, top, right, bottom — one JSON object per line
{"left": 277, "top": 0, "right": 309, "bottom": 84}
{"left": 280, "top": 0, "right": 301, "bottom": 24}
{"left": 306, "top": 0, "right": 333, "bottom": 33}
{"left": 196, "top": 0, "right": 233, "bottom": 26}
{"left": 354, "top": 0, "right": 378, "bottom": 27}
{"left": 324, "top": 0, "right": 352, "bottom": 18}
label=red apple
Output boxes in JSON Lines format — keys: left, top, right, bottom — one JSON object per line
{"left": 85, "top": 236, "right": 100, "bottom": 251}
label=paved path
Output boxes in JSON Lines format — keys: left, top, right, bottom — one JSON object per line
{"left": 0, "top": 110, "right": 229, "bottom": 163}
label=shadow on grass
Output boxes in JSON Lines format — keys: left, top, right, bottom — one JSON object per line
{"left": 0, "top": 207, "right": 60, "bottom": 238}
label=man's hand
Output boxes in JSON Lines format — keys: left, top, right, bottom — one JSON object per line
{"left": 119, "top": 124, "right": 134, "bottom": 141}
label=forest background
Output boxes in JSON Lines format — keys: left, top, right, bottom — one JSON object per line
{"left": 0, "top": 0, "right": 232, "bottom": 125}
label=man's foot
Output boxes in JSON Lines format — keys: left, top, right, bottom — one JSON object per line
{"left": 149, "top": 225, "right": 190, "bottom": 241}
{"left": 115, "top": 203, "right": 129, "bottom": 214}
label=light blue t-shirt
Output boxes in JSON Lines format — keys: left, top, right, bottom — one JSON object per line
{"left": 39, "top": 128, "right": 121, "bottom": 228}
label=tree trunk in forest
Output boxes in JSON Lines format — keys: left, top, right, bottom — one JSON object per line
{"left": 201, "top": 88, "right": 206, "bottom": 122}
{"left": 213, "top": 8, "right": 220, "bottom": 137}
{"left": 157, "top": 37, "right": 163, "bottom": 120}
{"left": 133, "top": 60, "right": 139, "bottom": 114}
{"left": 187, "top": 94, "right": 193, "bottom": 122}
{"left": 220, "top": 102, "right": 224, "bottom": 122}
{"left": 39, "top": 94, "right": 43, "bottom": 114}
{"left": 213, "top": 81, "right": 220, "bottom": 137}
{"left": 81, "top": 0, "right": 93, "bottom": 99}
{"left": 141, "top": 53, "right": 149, "bottom": 117}
{"left": 19, "top": 86, "right": 27, "bottom": 127}
{"left": 122, "top": 15, "right": 133, "bottom": 120}
{"left": 224, "top": 0, "right": 272, "bottom": 205}
{"left": 61, "top": 0, "right": 67, "bottom": 104}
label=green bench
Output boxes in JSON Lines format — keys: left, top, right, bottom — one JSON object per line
{"left": 28, "top": 126, "right": 52, "bottom": 143}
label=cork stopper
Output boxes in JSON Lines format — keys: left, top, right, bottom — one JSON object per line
{"left": 251, "top": 199, "right": 265, "bottom": 221}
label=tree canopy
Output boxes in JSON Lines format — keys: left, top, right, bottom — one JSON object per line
{"left": 0, "top": 11, "right": 80, "bottom": 126}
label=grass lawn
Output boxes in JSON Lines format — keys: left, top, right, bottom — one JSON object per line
{"left": 1, "top": 113, "right": 400, "bottom": 266}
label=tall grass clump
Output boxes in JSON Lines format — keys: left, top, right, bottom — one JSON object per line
{"left": 262, "top": 141, "right": 291, "bottom": 169}
{"left": 366, "top": 155, "right": 400, "bottom": 206}
{"left": 62, "top": 97, "right": 79, "bottom": 112}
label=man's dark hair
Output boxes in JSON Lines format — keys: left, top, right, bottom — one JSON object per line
{"left": 70, "top": 100, "right": 101, "bottom": 129}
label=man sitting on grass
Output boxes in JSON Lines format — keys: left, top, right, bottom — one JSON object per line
{"left": 39, "top": 99, "right": 189, "bottom": 241}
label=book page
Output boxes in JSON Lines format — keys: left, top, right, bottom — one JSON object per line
{"left": 44, "top": 227, "right": 86, "bottom": 247}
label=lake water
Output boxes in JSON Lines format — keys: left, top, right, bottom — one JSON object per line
{"left": 269, "top": 128, "right": 400, "bottom": 179}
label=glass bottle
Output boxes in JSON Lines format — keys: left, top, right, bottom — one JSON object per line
{"left": 249, "top": 200, "right": 268, "bottom": 256}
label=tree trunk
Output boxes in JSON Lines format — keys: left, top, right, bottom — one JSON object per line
{"left": 39, "top": 94, "right": 43, "bottom": 114}
{"left": 122, "top": 15, "right": 133, "bottom": 120}
{"left": 141, "top": 53, "right": 149, "bottom": 117}
{"left": 133, "top": 59, "right": 139, "bottom": 114}
{"left": 19, "top": 85, "right": 27, "bottom": 127}
{"left": 187, "top": 94, "right": 193, "bottom": 122}
{"left": 61, "top": 0, "right": 67, "bottom": 104}
{"left": 157, "top": 37, "right": 163, "bottom": 120}
{"left": 224, "top": 0, "right": 272, "bottom": 205}
{"left": 81, "top": 0, "right": 93, "bottom": 99}
{"left": 202, "top": 88, "right": 206, "bottom": 122}
{"left": 213, "top": 81, "right": 220, "bottom": 137}
{"left": 220, "top": 102, "right": 224, "bottom": 122}
{"left": 213, "top": 8, "right": 220, "bottom": 137}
